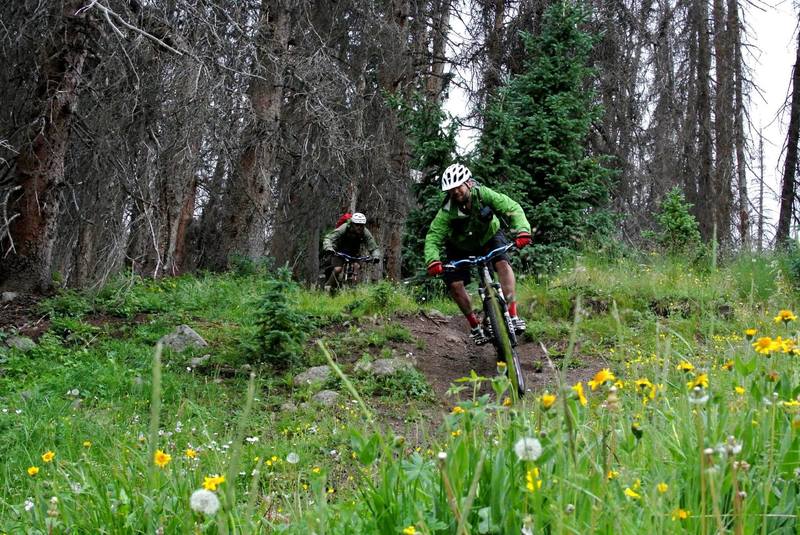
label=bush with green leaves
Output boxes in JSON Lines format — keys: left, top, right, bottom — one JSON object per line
{"left": 245, "top": 272, "right": 313, "bottom": 370}
{"left": 645, "top": 187, "right": 701, "bottom": 255}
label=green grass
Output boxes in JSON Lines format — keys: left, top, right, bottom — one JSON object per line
{"left": 3, "top": 250, "right": 800, "bottom": 531}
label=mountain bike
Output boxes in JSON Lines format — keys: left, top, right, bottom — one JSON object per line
{"left": 323, "top": 251, "right": 376, "bottom": 291}
{"left": 443, "top": 243, "right": 526, "bottom": 399}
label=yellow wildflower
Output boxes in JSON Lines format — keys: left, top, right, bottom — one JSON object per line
{"left": 203, "top": 474, "right": 225, "bottom": 491}
{"left": 734, "top": 386, "right": 745, "bottom": 395}
{"left": 657, "top": 482, "right": 668, "bottom": 494}
{"left": 525, "top": 467, "right": 542, "bottom": 492}
{"left": 402, "top": 526, "right": 418, "bottom": 535}
{"left": 744, "top": 328, "right": 757, "bottom": 339}
{"left": 541, "top": 393, "right": 556, "bottom": 409}
{"left": 624, "top": 487, "right": 641, "bottom": 500}
{"left": 572, "top": 382, "right": 587, "bottom": 406}
{"left": 753, "top": 337, "right": 775, "bottom": 354}
{"left": 185, "top": 448, "right": 197, "bottom": 459}
{"left": 312, "top": 466, "right": 321, "bottom": 474}
{"left": 82, "top": 441, "right": 92, "bottom": 448}
{"left": 671, "top": 508, "right": 690, "bottom": 521}
{"left": 502, "top": 397, "right": 512, "bottom": 407}
{"left": 154, "top": 449, "right": 171, "bottom": 468}
{"left": 451, "top": 406, "right": 465, "bottom": 415}
{"left": 676, "top": 361, "right": 695, "bottom": 372}
{"left": 588, "top": 369, "right": 616, "bottom": 391}
{"left": 607, "top": 470, "right": 619, "bottom": 480}
{"left": 41, "top": 451, "right": 55, "bottom": 463}
{"left": 687, "top": 373, "right": 709, "bottom": 389}
{"left": 451, "top": 429, "right": 462, "bottom": 437}
{"left": 27, "top": 466, "right": 39, "bottom": 476}
{"left": 722, "top": 360, "right": 734, "bottom": 371}
{"left": 634, "top": 378, "right": 653, "bottom": 393}
{"left": 774, "top": 310, "right": 797, "bottom": 324}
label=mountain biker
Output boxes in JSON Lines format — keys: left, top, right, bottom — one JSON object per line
{"left": 322, "top": 212, "right": 381, "bottom": 290}
{"left": 424, "top": 163, "right": 532, "bottom": 345}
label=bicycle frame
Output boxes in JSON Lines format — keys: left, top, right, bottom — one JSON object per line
{"left": 333, "top": 252, "right": 373, "bottom": 286}
{"left": 444, "top": 243, "right": 526, "bottom": 399}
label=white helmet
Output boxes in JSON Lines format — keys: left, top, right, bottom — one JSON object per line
{"left": 351, "top": 212, "right": 367, "bottom": 224}
{"left": 440, "top": 163, "right": 472, "bottom": 191}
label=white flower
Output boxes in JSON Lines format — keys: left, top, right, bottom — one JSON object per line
{"left": 24, "top": 498, "right": 34, "bottom": 512}
{"left": 286, "top": 452, "right": 300, "bottom": 464}
{"left": 437, "top": 451, "right": 447, "bottom": 461}
{"left": 245, "top": 436, "right": 259, "bottom": 444}
{"left": 190, "top": 489, "right": 220, "bottom": 515}
{"left": 513, "top": 437, "right": 543, "bottom": 461}
{"left": 689, "top": 387, "right": 709, "bottom": 405}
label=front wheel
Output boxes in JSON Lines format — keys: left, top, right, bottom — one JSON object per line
{"left": 484, "top": 292, "right": 525, "bottom": 399}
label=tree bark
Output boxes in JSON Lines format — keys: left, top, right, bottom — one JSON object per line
{"left": 776, "top": 15, "right": 800, "bottom": 245}
{"left": 0, "top": 1, "right": 90, "bottom": 292}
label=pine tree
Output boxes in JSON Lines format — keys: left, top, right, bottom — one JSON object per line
{"left": 472, "top": 1, "right": 615, "bottom": 272}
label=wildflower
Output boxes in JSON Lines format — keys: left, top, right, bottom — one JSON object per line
{"left": 311, "top": 466, "right": 321, "bottom": 474}
{"left": 402, "top": 526, "right": 419, "bottom": 535}
{"left": 27, "top": 466, "right": 39, "bottom": 476}
{"left": 774, "top": 310, "right": 797, "bottom": 324}
{"left": 607, "top": 470, "right": 619, "bottom": 480}
{"left": 671, "top": 508, "right": 690, "bottom": 521}
{"left": 24, "top": 498, "right": 34, "bottom": 512}
{"left": 572, "top": 382, "right": 587, "bottom": 406}
{"left": 676, "top": 361, "right": 695, "bottom": 372}
{"left": 631, "top": 421, "right": 643, "bottom": 439}
{"left": 202, "top": 474, "right": 225, "bottom": 491}
{"left": 154, "top": 449, "right": 171, "bottom": 468}
{"left": 245, "top": 436, "right": 259, "bottom": 444}
{"left": 588, "top": 369, "right": 616, "bottom": 391}
{"left": 437, "top": 451, "right": 447, "bottom": 461}
{"left": 190, "top": 489, "right": 220, "bottom": 515}
{"left": 687, "top": 373, "right": 709, "bottom": 390}
{"left": 657, "top": 482, "right": 668, "bottom": 494}
{"left": 540, "top": 393, "right": 556, "bottom": 409}
{"left": 634, "top": 378, "right": 654, "bottom": 393}
{"left": 502, "top": 397, "right": 512, "bottom": 407}
{"left": 82, "top": 441, "right": 92, "bottom": 448}
{"left": 753, "top": 337, "right": 776, "bottom": 355}
{"left": 525, "top": 467, "right": 542, "bottom": 492}
{"left": 744, "top": 328, "right": 757, "bottom": 339}
{"left": 286, "top": 452, "right": 300, "bottom": 464}
{"left": 451, "top": 406, "right": 465, "bottom": 414}
{"left": 514, "top": 437, "right": 543, "bottom": 461}
{"left": 624, "top": 487, "right": 641, "bottom": 500}
{"left": 41, "top": 451, "right": 55, "bottom": 463}
{"left": 722, "top": 360, "right": 734, "bottom": 371}
{"left": 734, "top": 386, "right": 746, "bottom": 395}
{"left": 185, "top": 448, "right": 197, "bottom": 459}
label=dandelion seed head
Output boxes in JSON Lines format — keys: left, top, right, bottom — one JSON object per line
{"left": 513, "top": 437, "right": 543, "bottom": 461}
{"left": 190, "top": 489, "right": 220, "bottom": 515}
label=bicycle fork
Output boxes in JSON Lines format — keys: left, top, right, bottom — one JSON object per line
{"left": 479, "top": 268, "right": 517, "bottom": 346}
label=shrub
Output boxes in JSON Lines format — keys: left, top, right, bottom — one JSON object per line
{"left": 645, "top": 187, "right": 701, "bottom": 255}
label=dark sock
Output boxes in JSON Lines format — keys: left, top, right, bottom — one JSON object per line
{"left": 508, "top": 301, "right": 518, "bottom": 317}
{"left": 466, "top": 312, "right": 480, "bottom": 328}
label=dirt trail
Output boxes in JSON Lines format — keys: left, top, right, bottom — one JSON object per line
{"left": 387, "top": 313, "right": 604, "bottom": 403}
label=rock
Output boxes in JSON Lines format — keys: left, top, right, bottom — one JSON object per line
{"left": 189, "top": 354, "right": 212, "bottom": 367}
{"left": 292, "top": 365, "right": 331, "bottom": 386}
{"left": 280, "top": 401, "right": 298, "bottom": 412}
{"left": 312, "top": 390, "right": 340, "bottom": 406}
{"left": 1, "top": 292, "right": 18, "bottom": 303}
{"left": 445, "top": 333, "right": 462, "bottom": 345}
{"left": 426, "top": 309, "right": 448, "bottom": 321}
{"left": 158, "top": 325, "right": 208, "bottom": 352}
{"left": 370, "top": 357, "right": 415, "bottom": 377}
{"left": 6, "top": 336, "right": 36, "bottom": 352}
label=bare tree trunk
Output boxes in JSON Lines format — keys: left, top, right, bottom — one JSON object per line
{"left": 0, "top": 1, "right": 90, "bottom": 292}
{"left": 695, "top": 0, "right": 715, "bottom": 239}
{"left": 713, "top": 0, "right": 733, "bottom": 245}
{"left": 426, "top": 0, "right": 451, "bottom": 103}
{"left": 729, "top": 0, "right": 749, "bottom": 249}
{"left": 484, "top": 0, "right": 506, "bottom": 99}
{"left": 758, "top": 130, "right": 764, "bottom": 251}
{"left": 219, "top": 0, "right": 292, "bottom": 264}
{"left": 776, "top": 17, "right": 800, "bottom": 245}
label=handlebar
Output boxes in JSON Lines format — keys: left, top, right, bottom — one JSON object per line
{"left": 443, "top": 243, "right": 516, "bottom": 272}
{"left": 333, "top": 251, "right": 375, "bottom": 262}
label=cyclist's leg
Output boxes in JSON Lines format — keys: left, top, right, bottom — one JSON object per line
{"left": 484, "top": 231, "right": 524, "bottom": 330}
{"left": 325, "top": 257, "right": 345, "bottom": 290}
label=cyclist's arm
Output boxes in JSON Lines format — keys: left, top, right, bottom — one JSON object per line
{"left": 424, "top": 209, "right": 450, "bottom": 265}
{"left": 363, "top": 228, "right": 381, "bottom": 259}
{"left": 481, "top": 186, "right": 531, "bottom": 235}
{"left": 322, "top": 224, "right": 346, "bottom": 252}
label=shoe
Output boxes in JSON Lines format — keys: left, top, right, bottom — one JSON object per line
{"left": 511, "top": 316, "right": 526, "bottom": 334}
{"left": 470, "top": 326, "right": 490, "bottom": 345}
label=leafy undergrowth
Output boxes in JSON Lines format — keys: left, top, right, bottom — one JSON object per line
{"left": 1, "top": 251, "right": 800, "bottom": 532}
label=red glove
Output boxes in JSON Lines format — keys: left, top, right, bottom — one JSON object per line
{"left": 427, "top": 261, "right": 444, "bottom": 277}
{"left": 514, "top": 231, "right": 532, "bottom": 249}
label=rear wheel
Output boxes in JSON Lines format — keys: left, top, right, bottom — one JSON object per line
{"left": 485, "top": 291, "right": 525, "bottom": 399}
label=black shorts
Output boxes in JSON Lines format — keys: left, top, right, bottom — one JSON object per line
{"left": 442, "top": 230, "right": 510, "bottom": 286}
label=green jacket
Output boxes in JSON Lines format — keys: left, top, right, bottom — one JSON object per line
{"left": 424, "top": 183, "right": 531, "bottom": 265}
{"left": 322, "top": 220, "right": 381, "bottom": 259}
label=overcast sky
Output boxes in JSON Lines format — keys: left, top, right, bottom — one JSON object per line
{"left": 443, "top": 1, "right": 799, "bottom": 240}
